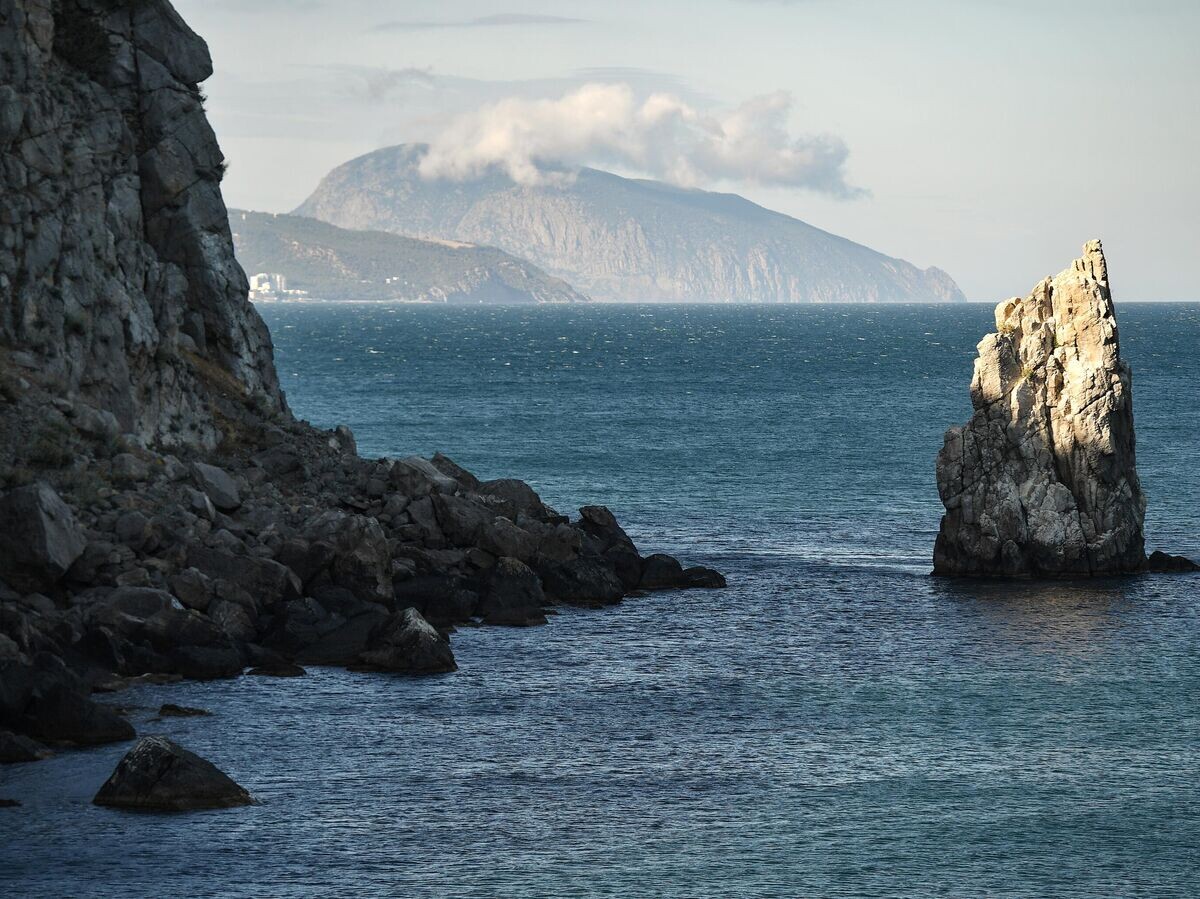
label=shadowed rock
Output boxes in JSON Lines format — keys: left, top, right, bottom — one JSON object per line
{"left": 0, "top": 730, "right": 52, "bottom": 763}
{"left": 93, "top": 736, "right": 252, "bottom": 811}
{"left": 357, "top": 608, "right": 457, "bottom": 674}
{"left": 1147, "top": 551, "right": 1200, "bottom": 573}
{"left": 158, "top": 704, "right": 211, "bottom": 718}
{"left": 935, "top": 241, "right": 1146, "bottom": 577}
{"left": 0, "top": 483, "right": 87, "bottom": 591}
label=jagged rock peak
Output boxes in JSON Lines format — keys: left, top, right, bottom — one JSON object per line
{"left": 934, "top": 240, "right": 1146, "bottom": 577}
{"left": 0, "top": 0, "right": 284, "bottom": 448}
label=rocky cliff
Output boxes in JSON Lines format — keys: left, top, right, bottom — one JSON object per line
{"left": 295, "top": 144, "right": 966, "bottom": 304}
{"left": 0, "top": 1, "right": 723, "bottom": 775}
{"left": 229, "top": 209, "right": 588, "bottom": 304}
{"left": 0, "top": 0, "right": 283, "bottom": 450}
{"left": 934, "top": 240, "right": 1146, "bottom": 576}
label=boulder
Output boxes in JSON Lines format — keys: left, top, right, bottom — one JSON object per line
{"left": 538, "top": 558, "right": 625, "bottom": 607}
{"left": 639, "top": 553, "right": 686, "bottom": 590}
{"left": 357, "top": 608, "right": 457, "bottom": 674}
{"left": 1147, "top": 551, "right": 1200, "bottom": 573}
{"left": 934, "top": 241, "right": 1146, "bottom": 576}
{"left": 21, "top": 685, "right": 135, "bottom": 746}
{"left": 431, "top": 452, "right": 481, "bottom": 490}
{"left": 93, "top": 736, "right": 252, "bottom": 811}
{"left": 0, "top": 483, "right": 87, "bottom": 591}
{"left": 0, "top": 730, "right": 53, "bottom": 763}
{"left": 388, "top": 456, "right": 458, "bottom": 496}
{"left": 111, "top": 453, "right": 150, "bottom": 484}
{"left": 393, "top": 575, "right": 480, "bottom": 626}
{"left": 479, "top": 557, "right": 547, "bottom": 626}
{"left": 191, "top": 463, "right": 241, "bottom": 512}
{"left": 159, "top": 703, "right": 211, "bottom": 717}
{"left": 680, "top": 566, "right": 728, "bottom": 589}
{"left": 302, "top": 511, "right": 392, "bottom": 602}
{"left": 578, "top": 505, "right": 643, "bottom": 589}
{"left": 477, "top": 478, "right": 555, "bottom": 521}
{"left": 186, "top": 546, "right": 300, "bottom": 608}
{"left": 476, "top": 517, "right": 538, "bottom": 563}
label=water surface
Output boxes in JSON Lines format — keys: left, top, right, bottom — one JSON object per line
{"left": 3, "top": 303, "right": 1197, "bottom": 897}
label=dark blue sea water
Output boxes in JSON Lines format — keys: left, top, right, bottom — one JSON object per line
{"left": 3, "top": 303, "right": 1198, "bottom": 898}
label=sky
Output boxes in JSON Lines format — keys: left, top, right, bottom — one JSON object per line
{"left": 175, "top": 0, "right": 1200, "bottom": 300}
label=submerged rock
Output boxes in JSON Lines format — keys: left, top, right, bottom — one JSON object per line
{"left": 934, "top": 241, "right": 1146, "bottom": 577}
{"left": 158, "top": 704, "right": 211, "bottom": 718}
{"left": 93, "top": 736, "right": 252, "bottom": 811}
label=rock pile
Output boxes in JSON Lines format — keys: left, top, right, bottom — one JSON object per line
{"left": 934, "top": 240, "right": 1147, "bottom": 576}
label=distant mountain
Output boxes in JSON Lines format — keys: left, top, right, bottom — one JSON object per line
{"left": 228, "top": 210, "right": 588, "bottom": 304}
{"left": 295, "top": 144, "right": 965, "bottom": 304}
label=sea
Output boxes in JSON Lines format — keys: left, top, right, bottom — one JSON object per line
{"left": 2, "top": 303, "right": 1198, "bottom": 898}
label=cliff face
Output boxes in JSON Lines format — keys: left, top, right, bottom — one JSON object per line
{"left": 0, "top": 0, "right": 282, "bottom": 448}
{"left": 295, "top": 144, "right": 966, "bottom": 304}
{"left": 934, "top": 240, "right": 1146, "bottom": 576}
{"left": 228, "top": 210, "right": 589, "bottom": 304}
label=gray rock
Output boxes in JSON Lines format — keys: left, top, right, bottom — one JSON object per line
{"left": 93, "top": 736, "right": 252, "bottom": 811}
{"left": 680, "top": 566, "right": 727, "bottom": 589}
{"left": 191, "top": 463, "right": 241, "bottom": 512}
{"left": 934, "top": 241, "right": 1146, "bottom": 576}
{"left": 538, "top": 557, "right": 625, "bottom": 607}
{"left": 479, "top": 557, "right": 547, "bottom": 626}
{"left": 0, "top": 730, "right": 53, "bottom": 764}
{"left": 477, "top": 478, "right": 556, "bottom": 521}
{"left": 303, "top": 511, "right": 392, "bottom": 602}
{"left": 0, "top": 483, "right": 87, "bottom": 591}
{"left": 357, "top": 608, "right": 457, "bottom": 674}
{"left": 331, "top": 425, "right": 357, "bottom": 455}
{"left": 639, "top": 553, "right": 685, "bottom": 590}
{"left": 158, "top": 704, "right": 211, "bottom": 718}
{"left": 388, "top": 456, "right": 458, "bottom": 496}
{"left": 21, "top": 685, "right": 135, "bottom": 747}
{"left": 1146, "top": 551, "right": 1200, "bottom": 573}
{"left": 111, "top": 454, "right": 150, "bottom": 484}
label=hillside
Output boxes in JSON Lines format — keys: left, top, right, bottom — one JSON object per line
{"left": 229, "top": 210, "right": 587, "bottom": 304}
{"left": 295, "top": 144, "right": 965, "bottom": 304}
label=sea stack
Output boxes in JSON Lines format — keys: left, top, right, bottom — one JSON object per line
{"left": 934, "top": 240, "right": 1146, "bottom": 577}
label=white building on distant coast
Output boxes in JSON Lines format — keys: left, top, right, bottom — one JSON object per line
{"left": 248, "top": 272, "right": 309, "bottom": 302}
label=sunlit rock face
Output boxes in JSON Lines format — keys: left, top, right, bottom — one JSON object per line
{"left": 934, "top": 240, "right": 1146, "bottom": 576}
{"left": 0, "top": 0, "right": 283, "bottom": 447}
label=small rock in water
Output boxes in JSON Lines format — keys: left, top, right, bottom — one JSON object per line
{"left": 0, "top": 799, "right": 21, "bottom": 808}
{"left": 158, "top": 704, "right": 212, "bottom": 718}
{"left": 93, "top": 736, "right": 252, "bottom": 811}
{"left": 356, "top": 607, "right": 457, "bottom": 674}
{"left": 1147, "top": 551, "right": 1200, "bottom": 573}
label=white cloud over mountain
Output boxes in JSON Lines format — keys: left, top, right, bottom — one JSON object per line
{"left": 418, "top": 83, "right": 864, "bottom": 197}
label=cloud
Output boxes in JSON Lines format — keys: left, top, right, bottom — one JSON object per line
{"left": 370, "top": 13, "right": 586, "bottom": 33}
{"left": 311, "top": 65, "right": 435, "bottom": 102}
{"left": 417, "top": 83, "right": 865, "bottom": 197}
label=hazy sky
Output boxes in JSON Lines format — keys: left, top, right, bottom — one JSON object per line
{"left": 175, "top": 0, "right": 1200, "bottom": 300}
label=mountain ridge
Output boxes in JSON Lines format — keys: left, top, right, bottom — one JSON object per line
{"left": 229, "top": 209, "right": 588, "bottom": 304}
{"left": 296, "top": 144, "right": 965, "bottom": 304}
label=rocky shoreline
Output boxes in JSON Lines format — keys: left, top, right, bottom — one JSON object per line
{"left": 0, "top": 379, "right": 724, "bottom": 768}
{"left": 0, "top": 0, "right": 723, "bottom": 796}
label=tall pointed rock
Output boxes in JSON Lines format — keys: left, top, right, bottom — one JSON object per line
{"left": 934, "top": 240, "right": 1146, "bottom": 576}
